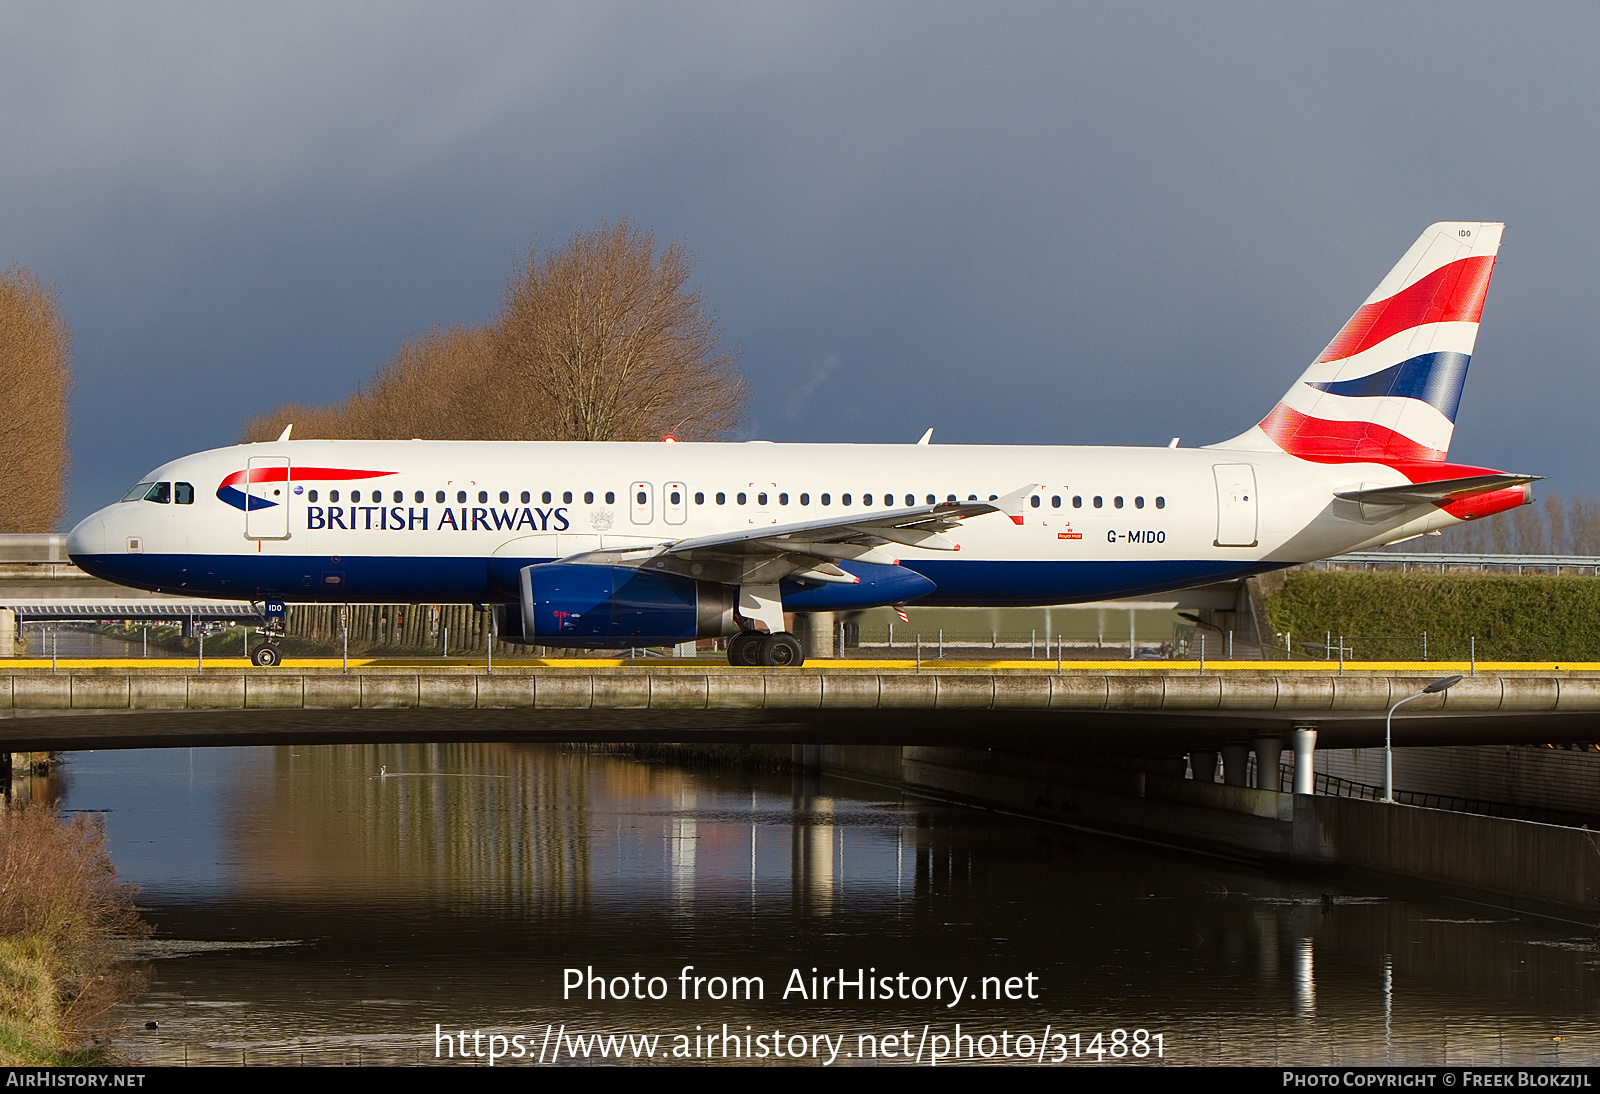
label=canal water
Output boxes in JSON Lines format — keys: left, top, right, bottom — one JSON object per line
{"left": 55, "top": 742, "right": 1600, "bottom": 1067}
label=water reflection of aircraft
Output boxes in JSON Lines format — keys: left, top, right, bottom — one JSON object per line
{"left": 70, "top": 223, "right": 1533, "bottom": 666}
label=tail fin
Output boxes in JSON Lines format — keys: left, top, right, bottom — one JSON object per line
{"left": 1211, "top": 221, "right": 1503, "bottom": 463}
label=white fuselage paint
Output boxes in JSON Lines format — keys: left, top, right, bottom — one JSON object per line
{"left": 66, "top": 438, "right": 1477, "bottom": 610}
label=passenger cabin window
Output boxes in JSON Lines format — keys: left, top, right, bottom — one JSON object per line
{"left": 331, "top": 490, "right": 341, "bottom": 503}
{"left": 520, "top": 491, "right": 531, "bottom": 504}
{"left": 1114, "top": 496, "right": 1124, "bottom": 509}
{"left": 716, "top": 492, "right": 726, "bottom": 505}
{"left": 800, "top": 493, "right": 809, "bottom": 505}
{"left": 1135, "top": 496, "right": 1144, "bottom": 509}
{"left": 563, "top": 491, "right": 573, "bottom": 503}
{"left": 1073, "top": 496, "right": 1082, "bottom": 508}
{"left": 1051, "top": 496, "right": 1061, "bottom": 508}
{"left": 457, "top": 491, "right": 467, "bottom": 503}
{"left": 1030, "top": 496, "right": 1040, "bottom": 508}
{"left": 175, "top": 482, "right": 194, "bottom": 504}
{"left": 394, "top": 490, "right": 404, "bottom": 504}
{"left": 605, "top": 491, "right": 616, "bottom": 504}
{"left": 737, "top": 492, "right": 747, "bottom": 505}
{"left": 863, "top": 493, "right": 873, "bottom": 506}
{"left": 414, "top": 491, "right": 424, "bottom": 503}
{"left": 821, "top": 494, "right": 831, "bottom": 505}
{"left": 542, "top": 491, "right": 552, "bottom": 504}
{"left": 478, "top": 491, "right": 488, "bottom": 503}
{"left": 695, "top": 492, "right": 705, "bottom": 504}
{"left": 926, "top": 494, "right": 935, "bottom": 505}
{"left": 500, "top": 491, "right": 510, "bottom": 504}
{"left": 1155, "top": 497, "right": 1166, "bottom": 509}
{"left": 352, "top": 490, "right": 362, "bottom": 503}
{"left": 585, "top": 491, "right": 595, "bottom": 503}
{"left": 1093, "top": 496, "right": 1103, "bottom": 508}
{"left": 436, "top": 491, "right": 446, "bottom": 503}
{"left": 308, "top": 489, "right": 318, "bottom": 503}
{"left": 842, "top": 494, "right": 852, "bottom": 506}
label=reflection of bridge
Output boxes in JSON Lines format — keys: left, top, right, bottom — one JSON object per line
{"left": 2, "top": 665, "right": 1598, "bottom": 757}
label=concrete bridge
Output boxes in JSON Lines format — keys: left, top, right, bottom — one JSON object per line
{"left": 8, "top": 659, "right": 1600, "bottom": 916}
{"left": 2, "top": 662, "right": 1598, "bottom": 755}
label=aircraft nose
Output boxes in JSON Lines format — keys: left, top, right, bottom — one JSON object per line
{"left": 66, "top": 516, "right": 105, "bottom": 560}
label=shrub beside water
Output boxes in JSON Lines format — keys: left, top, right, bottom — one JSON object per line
{"left": 0, "top": 807, "right": 148, "bottom": 1064}
{"left": 1266, "top": 570, "right": 1600, "bottom": 662}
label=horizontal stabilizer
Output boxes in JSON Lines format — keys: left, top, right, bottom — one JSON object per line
{"left": 1334, "top": 473, "right": 1540, "bottom": 506}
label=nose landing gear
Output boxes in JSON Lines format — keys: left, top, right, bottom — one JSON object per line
{"left": 248, "top": 604, "right": 288, "bottom": 668}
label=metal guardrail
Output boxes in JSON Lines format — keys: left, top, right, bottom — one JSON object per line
{"left": 1297, "top": 765, "right": 1600, "bottom": 827}
{"left": 0, "top": 534, "right": 70, "bottom": 565}
{"left": 1329, "top": 552, "right": 1600, "bottom": 573}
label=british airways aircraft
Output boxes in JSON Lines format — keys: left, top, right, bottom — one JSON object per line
{"left": 67, "top": 222, "right": 1536, "bottom": 667}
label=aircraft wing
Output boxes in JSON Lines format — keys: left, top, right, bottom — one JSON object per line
{"left": 1334, "top": 473, "right": 1541, "bottom": 506}
{"left": 564, "top": 483, "right": 1040, "bottom": 586}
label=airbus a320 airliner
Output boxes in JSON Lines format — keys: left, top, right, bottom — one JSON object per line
{"left": 68, "top": 222, "right": 1536, "bottom": 667}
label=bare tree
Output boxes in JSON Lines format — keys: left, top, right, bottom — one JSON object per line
{"left": 1513, "top": 499, "right": 1545, "bottom": 554}
{"left": 1546, "top": 494, "right": 1567, "bottom": 555}
{"left": 241, "top": 325, "right": 493, "bottom": 442}
{"left": 490, "top": 219, "right": 746, "bottom": 441}
{"left": 242, "top": 222, "right": 746, "bottom": 445}
{"left": 0, "top": 267, "right": 72, "bottom": 532}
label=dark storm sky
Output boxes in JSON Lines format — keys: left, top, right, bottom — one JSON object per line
{"left": 2, "top": 3, "right": 1593, "bottom": 526}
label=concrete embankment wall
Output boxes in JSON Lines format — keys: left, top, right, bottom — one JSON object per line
{"left": 827, "top": 744, "right": 1600, "bottom": 917}
{"left": 1297, "top": 793, "right": 1600, "bottom": 914}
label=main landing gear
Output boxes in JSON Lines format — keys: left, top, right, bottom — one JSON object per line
{"left": 726, "top": 630, "right": 805, "bottom": 668}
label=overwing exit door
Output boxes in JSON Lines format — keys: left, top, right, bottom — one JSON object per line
{"left": 630, "top": 481, "right": 654, "bottom": 524}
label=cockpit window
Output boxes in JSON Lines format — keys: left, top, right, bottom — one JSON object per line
{"left": 122, "top": 482, "right": 156, "bottom": 502}
{"left": 175, "top": 482, "right": 194, "bottom": 504}
{"left": 144, "top": 482, "right": 171, "bottom": 504}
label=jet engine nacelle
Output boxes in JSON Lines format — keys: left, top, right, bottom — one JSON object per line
{"left": 499, "top": 563, "right": 735, "bottom": 648}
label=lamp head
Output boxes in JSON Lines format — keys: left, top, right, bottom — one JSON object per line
{"left": 1421, "top": 674, "right": 1464, "bottom": 694}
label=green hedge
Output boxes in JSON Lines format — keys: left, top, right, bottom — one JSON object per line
{"left": 1265, "top": 571, "right": 1600, "bottom": 662}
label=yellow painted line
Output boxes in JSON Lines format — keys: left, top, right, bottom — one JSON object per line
{"left": 4, "top": 657, "right": 1600, "bottom": 673}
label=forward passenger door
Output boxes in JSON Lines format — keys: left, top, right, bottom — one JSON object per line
{"left": 245, "top": 456, "right": 291, "bottom": 540}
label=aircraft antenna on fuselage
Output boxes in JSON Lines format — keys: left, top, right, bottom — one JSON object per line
{"left": 916, "top": 428, "right": 933, "bottom": 445}
{"left": 276, "top": 424, "right": 293, "bottom": 442}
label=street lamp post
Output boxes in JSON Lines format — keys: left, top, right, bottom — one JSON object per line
{"left": 1384, "top": 674, "right": 1463, "bottom": 802}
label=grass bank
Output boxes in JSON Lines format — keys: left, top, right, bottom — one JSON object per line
{"left": 0, "top": 806, "right": 148, "bottom": 1065}
{"left": 1265, "top": 570, "right": 1600, "bottom": 661}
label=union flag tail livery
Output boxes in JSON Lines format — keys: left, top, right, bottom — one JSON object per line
{"left": 1217, "top": 222, "right": 1501, "bottom": 464}
{"left": 67, "top": 221, "right": 1540, "bottom": 666}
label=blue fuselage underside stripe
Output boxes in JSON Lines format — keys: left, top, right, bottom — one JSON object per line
{"left": 71, "top": 553, "right": 1275, "bottom": 609}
